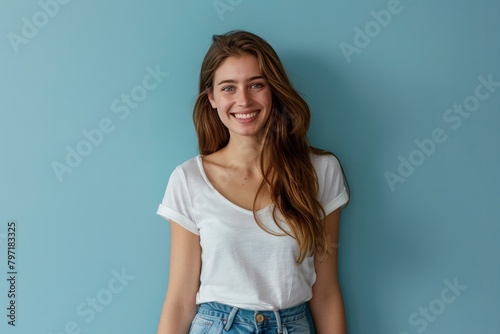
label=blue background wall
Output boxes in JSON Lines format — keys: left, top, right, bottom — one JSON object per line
{"left": 1, "top": 1, "right": 499, "bottom": 333}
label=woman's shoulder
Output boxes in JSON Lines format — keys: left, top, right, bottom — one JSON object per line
{"left": 176, "top": 155, "right": 201, "bottom": 169}
{"left": 169, "top": 155, "right": 203, "bottom": 179}
{"left": 309, "top": 149, "right": 341, "bottom": 170}
{"left": 198, "top": 149, "right": 224, "bottom": 165}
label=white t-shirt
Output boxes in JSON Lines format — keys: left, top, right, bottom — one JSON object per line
{"left": 157, "top": 153, "right": 348, "bottom": 310}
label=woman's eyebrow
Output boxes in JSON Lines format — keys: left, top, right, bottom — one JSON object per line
{"left": 217, "top": 76, "right": 265, "bottom": 86}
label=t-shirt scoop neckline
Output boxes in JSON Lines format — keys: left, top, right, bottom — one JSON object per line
{"left": 196, "top": 155, "right": 273, "bottom": 216}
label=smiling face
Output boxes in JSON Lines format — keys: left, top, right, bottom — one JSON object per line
{"left": 207, "top": 54, "right": 273, "bottom": 140}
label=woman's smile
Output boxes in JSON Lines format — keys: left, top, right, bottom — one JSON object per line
{"left": 231, "top": 110, "right": 260, "bottom": 121}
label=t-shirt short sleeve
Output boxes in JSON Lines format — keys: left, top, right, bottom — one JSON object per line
{"left": 156, "top": 166, "right": 199, "bottom": 235}
{"left": 317, "top": 154, "right": 349, "bottom": 216}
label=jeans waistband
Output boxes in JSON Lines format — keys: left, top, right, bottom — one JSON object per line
{"left": 197, "top": 302, "right": 307, "bottom": 333}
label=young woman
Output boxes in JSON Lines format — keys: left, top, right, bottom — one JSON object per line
{"left": 156, "top": 30, "right": 349, "bottom": 334}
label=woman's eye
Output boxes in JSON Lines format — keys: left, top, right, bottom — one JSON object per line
{"left": 222, "top": 86, "right": 235, "bottom": 92}
{"left": 250, "top": 83, "right": 263, "bottom": 89}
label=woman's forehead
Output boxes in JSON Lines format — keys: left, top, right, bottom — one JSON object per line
{"left": 214, "top": 54, "right": 263, "bottom": 82}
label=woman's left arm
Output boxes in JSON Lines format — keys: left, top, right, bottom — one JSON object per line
{"left": 309, "top": 208, "right": 347, "bottom": 334}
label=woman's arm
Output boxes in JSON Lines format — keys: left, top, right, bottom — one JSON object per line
{"left": 309, "top": 208, "right": 347, "bottom": 334}
{"left": 157, "top": 221, "right": 202, "bottom": 334}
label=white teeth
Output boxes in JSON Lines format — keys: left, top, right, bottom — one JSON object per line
{"left": 234, "top": 112, "right": 258, "bottom": 119}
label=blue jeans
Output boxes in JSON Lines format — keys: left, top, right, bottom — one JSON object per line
{"left": 188, "top": 301, "right": 312, "bottom": 333}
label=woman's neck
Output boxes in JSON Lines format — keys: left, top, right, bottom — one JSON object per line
{"left": 219, "top": 135, "right": 264, "bottom": 173}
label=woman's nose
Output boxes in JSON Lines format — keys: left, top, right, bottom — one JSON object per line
{"left": 236, "top": 89, "right": 252, "bottom": 107}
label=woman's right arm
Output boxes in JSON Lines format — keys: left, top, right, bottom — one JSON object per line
{"left": 157, "top": 221, "right": 202, "bottom": 334}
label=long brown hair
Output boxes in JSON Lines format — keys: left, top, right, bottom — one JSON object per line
{"left": 193, "top": 30, "right": 346, "bottom": 263}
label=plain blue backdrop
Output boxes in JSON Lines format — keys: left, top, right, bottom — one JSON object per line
{"left": 1, "top": 0, "right": 499, "bottom": 333}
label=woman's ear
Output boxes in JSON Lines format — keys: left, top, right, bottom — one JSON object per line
{"left": 207, "top": 90, "right": 217, "bottom": 109}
